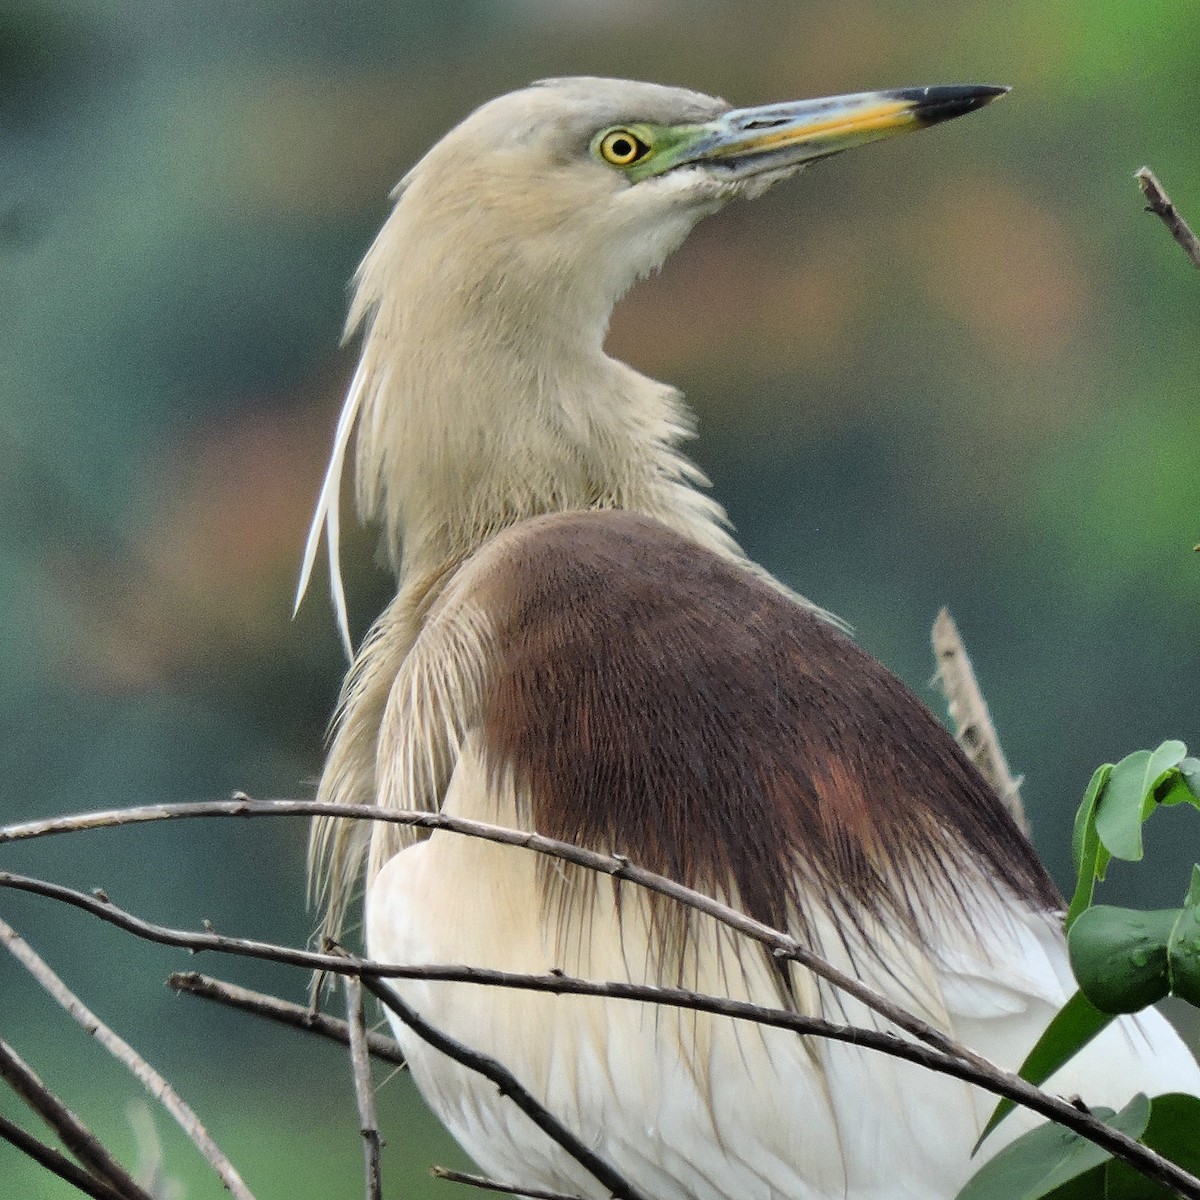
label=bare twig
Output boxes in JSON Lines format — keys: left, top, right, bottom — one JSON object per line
{"left": 0, "top": 917, "right": 257, "bottom": 1200}
{"left": 167, "top": 971, "right": 406, "bottom": 1066}
{"left": 1136, "top": 167, "right": 1200, "bottom": 269}
{"left": 432, "top": 1165, "right": 583, "bottom": 1200}
{"left": 361, "top": 974, "right": 650, "bottom": 1200}
{"left": 0, "top": 800, "right": 1014, "bottom": 1063}
{"left": 0, "top": 799, "right": 1080, "bottom": 1147}
{"left": 931, "top": 608, "right": 1028, "bottom": 834}
{"left": 4, "top": 872, "right": 1199, "bottom": 1197}
{"left": 0, "top": 1037, "right": 154, "bottom": 1200}
{"left": 343, "top": 975, "right": 384, "bottom": 1200}
{"left": 0, "top": 1113, "right": 133, "bottom": 1200}
{"left": 0, "top": 880, "right": 1016, "bottom": 1073}
{"left": 0, "top": 796, "right": 317, "bottom": 843}
{"left": 7, "top": 805, "right": 1200, "bottom": 1195}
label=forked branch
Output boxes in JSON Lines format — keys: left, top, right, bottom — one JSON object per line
{"left": 360, "top": 972, "right": 651, "bottom": 1200}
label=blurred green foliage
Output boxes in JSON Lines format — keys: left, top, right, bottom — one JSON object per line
{"left": 2, "top": 0, "right": 1198, "bottom": 1194}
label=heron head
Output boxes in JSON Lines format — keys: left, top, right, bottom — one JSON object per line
{"left": 300, "top": 76, "right": 1008, "bottom": 654}
{"left": 387, "top": 76, "right": 1007, "bottom": 316}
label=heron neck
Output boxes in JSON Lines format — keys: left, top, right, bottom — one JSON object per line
{"left": 353, "top": 290, "right": 742, "bottom": 591}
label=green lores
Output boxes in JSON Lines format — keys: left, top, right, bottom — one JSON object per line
{"left": 592, "top": 121, "right": 704, "bottom": 182}
{"left": 592, "top": 86, "right": 1008, "bottom": 184}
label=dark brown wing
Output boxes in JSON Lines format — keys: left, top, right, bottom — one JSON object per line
{"left": 478, "top": 509, "right": 1060, "bottom": 951}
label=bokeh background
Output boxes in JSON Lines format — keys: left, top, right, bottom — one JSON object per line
{"left": 3, "top": 0, "right": 1198, "bottom": 1195}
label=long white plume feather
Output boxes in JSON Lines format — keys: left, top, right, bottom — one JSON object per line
{"left": 294, "top": 358, "right": 369, "bottom": 660}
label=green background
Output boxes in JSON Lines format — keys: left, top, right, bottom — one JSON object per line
{"left": 2, "top": 0, "right": 1198, "bottom": 1194}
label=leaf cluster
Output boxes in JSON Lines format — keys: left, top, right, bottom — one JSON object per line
{"left": 959, "top": 741, "right": 1200, "bottom": 1199}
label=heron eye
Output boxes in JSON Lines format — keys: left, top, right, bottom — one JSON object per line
{"left": 598, "top": 129, "right": 650, "bottom": 167}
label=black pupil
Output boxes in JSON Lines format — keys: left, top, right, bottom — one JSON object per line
{"left": 611, "top": 136, "right": 634, "bottom": 159}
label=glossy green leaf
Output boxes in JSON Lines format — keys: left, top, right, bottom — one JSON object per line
{"left": 1067, "top": 764, "right": 1113, "bottom": 929}
{"left": 956, "top": 1096, "right": 1150, "bottom": 1200}
{"left": 975, "top": 990, "right": 1114, "bottom": 1148}
{"left": 1102, "top": 1093, "right": 1200, "bottom": 1199}
{"left": 1094, "top": 750, "right": 1154, "bottom": 862}
{"left": 1068, "top": 906, "right": 1177, "bottom": 1013}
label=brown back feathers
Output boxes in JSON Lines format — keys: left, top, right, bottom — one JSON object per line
{"left": 476, "top": 510, "right": 1060, "bottom": 946}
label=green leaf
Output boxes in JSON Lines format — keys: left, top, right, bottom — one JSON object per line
{"left": 956, "top": 1096, "right": 1150, "bottom": 1200}
{"left": 1166, "top": 869, "right": 1200, "bottom": 1006}
{"left": 975, "top": 991, "right": 1114, "bottom": 1148}
{"left": 1095, "top": 750, "right": 1154, "bottom": 862}
{"left": 1070, "top": 876, "right": 1200, "bottom": 1011}
{"left": 1068, "top": 765, "right": 1114, "bottom": 929}
{"left": 1068, "top": 906, "right": 1177, "bottom": 1013}
{"left": 1072, "top": 765, "right": 1112, "bottom": 874}
{"left": 1101, "top": 1093, "right": 1200, "bottom": 1199}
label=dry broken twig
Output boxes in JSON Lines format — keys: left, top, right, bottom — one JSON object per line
{"left": 0, "top": 916, "right": 257, "bottom": 1200}
{"left": 1136, "top": 167, "right": 1200, "bottom": 269}
{"left": 0, "top": 798, "right": 1027, "bottom": 1069}
{"left": 167, "top": 971, "right": 406, "bottom": 1066}
{"left": 343, "top": 975, "right": 384, "bottom": 1200}
{"left": 931, "top": 608, "right": 1028, "bottom": 835}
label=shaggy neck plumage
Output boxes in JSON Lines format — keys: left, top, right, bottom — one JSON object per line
{"left": 348, "top": 203, "right": 739, "bottom": 591}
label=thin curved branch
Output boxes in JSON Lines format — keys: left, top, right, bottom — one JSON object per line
{"left": 0, "top": 799, "right": 1016, "bottom": 1066}
{"left": 167, "top": 971, "right": 406, "bottom": 1066}
{"left": 2, "top": 872, "right": 1198, "bottom": 1197}
{"left": 0, "top": 917, "right": 257, "bottom": 1200}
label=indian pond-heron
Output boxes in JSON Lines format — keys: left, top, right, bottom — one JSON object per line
{"left": 297, "top": 77, "right": 1200, "bottom": 1200}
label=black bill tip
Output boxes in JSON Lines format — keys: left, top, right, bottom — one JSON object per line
{"left": 892, "top": 84, "right": 1011, "bottom": 126}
